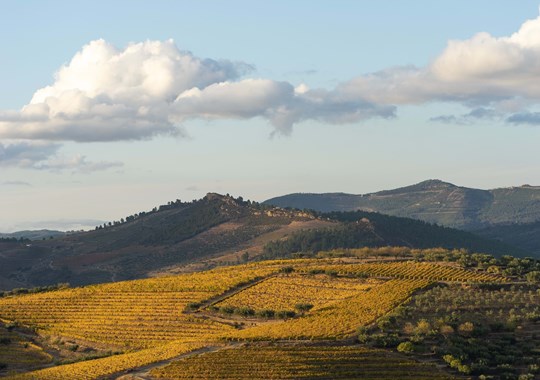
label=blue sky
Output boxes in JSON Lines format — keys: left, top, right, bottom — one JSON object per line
{"left": 1, "top": 1, "right": 540, "bottom": 231}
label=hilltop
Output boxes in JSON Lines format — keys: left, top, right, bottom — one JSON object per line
{"left": 0, "top": 194, "right": 326, "bottom": 290}
{"left": 0, "top": 192, "right": 520, "bottom": 291}
{"left": 265, "top": 180, "right": 540, "bottom": 229}
{"left": 265, "top": 180, "right": 540, "bottom": 255}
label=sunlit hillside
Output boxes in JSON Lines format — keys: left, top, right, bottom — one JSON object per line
{"left": 1, "top": 250, "right": 536, "bottom": 379}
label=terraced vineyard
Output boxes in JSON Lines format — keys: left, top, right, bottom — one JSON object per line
{"left": 294, "top": 261, "right": 503, "bottom": 282}
{"left": 228, "top": 278, "right": 431, "bottom": 340}
{"left": 0, "top": 264, "right": 279, "bottom": 349}
{"left": 215, "top": 273, "right": 382, "bottom": 312}
{"left": 0, "top": 257, "right": 508, "bottom": 379}
{"left": 5, "top": 341, "right": 209, "bottom": 380}
{"left": 150, "top": 344, "right": 459, "bottom": 379}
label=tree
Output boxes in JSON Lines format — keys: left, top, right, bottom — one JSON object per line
{"left": 397, "top": 341, "right": 415, "bottom": 353}
{"left": 526, "top": 271, "right": 540, "bottom": 284}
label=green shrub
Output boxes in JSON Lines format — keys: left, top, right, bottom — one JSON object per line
{"left": 397, "top": 341, "right": 415, "bottom": 353}
{"left": 235, "top": 307, "right": 255, "bottom": 317}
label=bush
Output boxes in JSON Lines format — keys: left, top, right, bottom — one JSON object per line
{"left": 68, "top": 344, "right": 79, "bottom": 352}
{"left": 397, "top": 341, "right": 415, "bottom": 353}
{"left": 256, "top": 309, "right": 275, "bottom": 318}
{"left": 295, "top": 303, "right": 313, "bottom": 312}
{"left": 525, "top": 271, "right": 540, "bottom": 284}
{"left": 184, "top": 302, "right": 201, "bottom": 311}
{"left": 325, "top": 269, "right": 338, "bottom": 277}
{"left": 275, "top": 310, "right": 296, "bottom": 319}
{"left": 219, "top": 306, "right": 235, "bottom": 314}
{"left": 279, "top": 266, "right": 294, "bottom": 274}
{"left": 235, "top": 307, "right": 255, "bottom": 317}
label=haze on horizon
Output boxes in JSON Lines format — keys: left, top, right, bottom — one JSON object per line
{"left": 1, "top": 1, "right": 540, "bottom": 232}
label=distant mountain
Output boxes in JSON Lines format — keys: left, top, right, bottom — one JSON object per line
{"left": 0, "top": 230, "right": 65, "bottom": 241}
{"left": 0, "top": 192, "right": 520, "bottom": 291}
{"left": 265, "top": 180, "right": 540, "bottom": 230}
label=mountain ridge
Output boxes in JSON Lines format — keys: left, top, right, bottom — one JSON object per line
{"left": 264, "top": 179, "right": 540, "bottom": 229}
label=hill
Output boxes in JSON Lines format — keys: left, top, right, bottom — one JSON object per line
{"left": 0, "top": 253, "right": 538, "bottom": 379}
{"left": 259, "top": 210, "right": 524, "bottom": 260}
{"left": 0, "top": 230, "right": 65, "bottom": 241}
{"left": 475, "top": 220, "right": 540, "bottom": 257}
{"left": 0, "top": 193, "right": 521, "bottom": 291}
{"left": 0, "top": 194, "right": 328, "bottom": 290}
{"left": 264, "top": 180, "right": 540, "bottom": 230}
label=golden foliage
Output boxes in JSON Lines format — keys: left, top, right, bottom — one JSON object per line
{"left": 228, "top": 279, "right": 431, "bottom": 340}
{"left": 151, "top": 344, "right": 458, "bottom": 379}
{"left": 5, "top": 341, "right": 209, "bottom": 380}
{"left": 215, "top": 273, "right": 381, "bottom": 312}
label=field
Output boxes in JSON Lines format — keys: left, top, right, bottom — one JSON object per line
{"left": 0, "top": 264, "right": 279, "bottom": 349}
{"left": 151, "top": 343, "right": 459, "bottom": 379}
{"left": 227, "top": 278, "right": 431, "bottom": 340}
{"left": 0, "top": 257, "right": 510, "bottom": 379}
{"left": 214, "top": 273, "right": 382, "bottom": 312}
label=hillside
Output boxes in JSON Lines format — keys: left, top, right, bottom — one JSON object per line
{"left": 0, "top": 230, "right": 65, "bottom": 241}
{"left": 264, "top": 180, "right": 540, "bottom": 230}
{"left": 475, "top": 221, "right": 540, "bottom": 257}
{"left": 260, "top": 210, "right": 524, "bottom": 260}
{"left": 0, "top": 194, "right": 326, "bottom": 290}
{"left": 0, "top": 193, "right": 521, "bottom": 291}
{"left": 0, "top": 253, "right": 538, "bottom": 379}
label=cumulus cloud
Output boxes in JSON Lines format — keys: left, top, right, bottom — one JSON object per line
{"left": 4, "top": 11, "right": 540, "bottom": 141}
{"left": 172, "top": 79, "right": 395, "bottom": 133}
{"left": 341, "top": 12, "right": 540, "bottom": 110}
{"left": 0, "top": 39, "right": 395, "bottom": 141}
{"left": 0, "top": 141, "right": 121, "bottom": 172}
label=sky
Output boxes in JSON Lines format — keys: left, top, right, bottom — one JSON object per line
{"left": 2, "top": 1, "right": 540, "bottom": 232}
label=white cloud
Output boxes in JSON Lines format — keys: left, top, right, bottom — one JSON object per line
{"left": 341, "top": 12, "right": 540, "bottom": 109}
{"left": 0, "top": 141, "right": 121, "bottom": 172}
{"left": 4, "top": 11, "right": 540, "bottom": 140}
{"left": 0, "top": 39, "right": 395, "bottom": 141}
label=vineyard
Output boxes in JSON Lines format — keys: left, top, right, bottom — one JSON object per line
{"left": 214, "top": 273, "right": 382, "bottom": 312}
{"left": 0, "top": 264, "right": 279, "bottom": 349}
{"left": 150, "top": 343, "right": 459, "bottom": 379}
{"left": 4, "top": 341, "right": 209, "bottom": 380}
{"left": 228, "top": 278, "right": 431, "bottom": 340}
{"left": 0, "top": 257, "right": 509, "bottom": 379}
{"left": 293, "top": 261, "right": 504, "bottom": 282}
